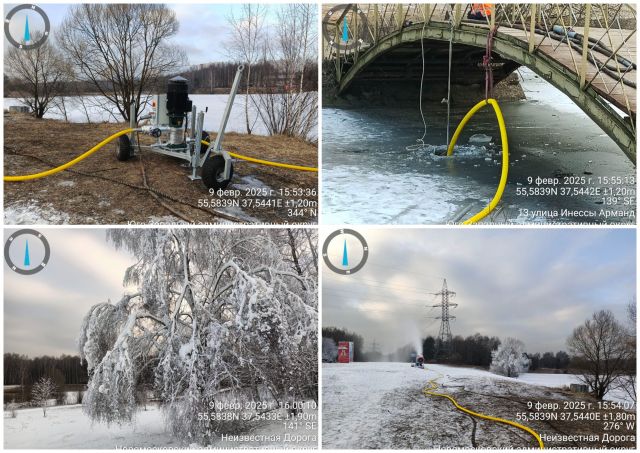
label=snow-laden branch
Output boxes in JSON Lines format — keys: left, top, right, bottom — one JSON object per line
{"left": 79, "top": 229, "right": 318, "bottom": 444}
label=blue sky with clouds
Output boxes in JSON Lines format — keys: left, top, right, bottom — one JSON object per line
{"left": 323, "top": 228, "right": 636, "bottom": 355}
{"left": 4, "top": 3, "right": 285, "bottom": 65}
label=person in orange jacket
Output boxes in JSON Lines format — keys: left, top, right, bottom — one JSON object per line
{"left": 468, "top": 3, "right": 493, "bottom": 21}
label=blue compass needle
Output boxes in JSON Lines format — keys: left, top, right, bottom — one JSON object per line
{"left": 342, "top": 239, "right": 348, "bottom": 267}
{"left": 342, "top": 17, "right": 348, "bottom": 43}
{"left": 24, "top": 15, "right": 31, "bottom": 42}
{"left": 24, "top": 240, "right": 31, "bottom": 267}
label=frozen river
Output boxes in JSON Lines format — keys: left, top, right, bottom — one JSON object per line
{"left": 322, "top": 68, "right": 635, "bottom": 225}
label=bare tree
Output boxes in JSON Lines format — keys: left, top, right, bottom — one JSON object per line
{"left": 5, "top": 33, "right": 67, "bottom": 118}
{"left": 58, "top": 4, "right": 185, "bottom": 121}
{"left": 618, "top": 298, "right": 637, "bottom": 404}
{"left": 567, "top": 310, "right": 633, "bottom": 400}
{"left": 227, "top": 4, "right": 267, "bottom": 134}
{"left": 252, "top": 4, "right": 318, "bottom": 140}
{"left": 31, "top": 376, "right": 56, "bottom": 417}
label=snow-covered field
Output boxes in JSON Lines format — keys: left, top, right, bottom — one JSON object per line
{"left": 517, "top": 372, "right": 632, "bottom": 406}
{"left": 322, "top": 362, "right": 635, "bottom": 449}
{"left": 4, "top": 403, "right": 317, "bottom": 449}
{"left": 4, "top": 404, "right": 178, "bottom": 449}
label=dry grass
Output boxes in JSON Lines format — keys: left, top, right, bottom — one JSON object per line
{"left": 4, "top": 113, "right": 318, "bottom": 224}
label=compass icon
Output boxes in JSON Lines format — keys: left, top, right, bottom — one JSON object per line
{"left": 322, "top": 229, "right": 369, "bottom": 275}
{"left": 4, "top": 229, "right": 50, "bottom": 275}
{"left": 322, "top": 4, "right": 369, "bottom": 52}
{"left": 4, "top": 4, "right": 50, "bottom": 50}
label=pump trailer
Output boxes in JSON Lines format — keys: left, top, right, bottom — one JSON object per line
{"left": 115, "top": 65, "right": 245, "bottom": 190}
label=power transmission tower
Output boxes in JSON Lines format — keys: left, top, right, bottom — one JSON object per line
{"left": 432, "top": 279, "right": 457, "bottom": 360}
{"left": 371, "top": 339, "right": 380, "bottom": 354}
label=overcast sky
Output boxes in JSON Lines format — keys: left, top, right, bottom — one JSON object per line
{"left": 4, "top": 3, "right": 284, "bottom": 66}
{"left": 4, "top": 229, "right": 135, "bottom": 357}
{"left": 5, "top": 228, "right": 635, "bottom": 358}
{"left": 322, "top": 228, "right": 636, "bottom": 355}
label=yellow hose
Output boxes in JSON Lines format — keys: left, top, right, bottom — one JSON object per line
{"left": 202, "top": 140, "right": 318, "bottom": 172}
{"left": 4, "top": 128, "right": 135, "bottom": 182}
{"left": 447, "top": 98, "right": 509, "bottom": 225}
{"left": 3, "top": 129, "right": 318, "bottom": 182}
{"left": 423, "top": 370, "right": 544, "bottom": 449}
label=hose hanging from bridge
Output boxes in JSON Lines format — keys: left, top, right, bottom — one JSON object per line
{"left": 447, "top": 23, "right": 510, "bottom": 225}
{"left": 446, "top": 17, "right": 454, "bottom": 143}
{"left": 405, "top": 19, "right": 429, "bottom": 151}
{"left": 483, "top": 26, "right": 497, "bottom": 100}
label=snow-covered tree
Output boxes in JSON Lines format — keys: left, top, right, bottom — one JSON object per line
{"left": 490, "top": 338, "right": 530, "bottom": 378}
{"left": 79, "top": 229, "right": 318, "bottom": 443}
{"left": 32, "top": 376, "right": 57, "bottom": 417}
{"left": 322, "top": 338, "right": 338, "bottom": 362}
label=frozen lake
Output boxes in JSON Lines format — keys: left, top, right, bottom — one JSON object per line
{"left": 4, "top": 93, "right": 318, "bottom": 140}
{"left": 322, "top": 68, "right": 635, "bottom": 224}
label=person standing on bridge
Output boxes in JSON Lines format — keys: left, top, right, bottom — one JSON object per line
{"left": 468, "top": 3, "right": 493, "bottom": 21}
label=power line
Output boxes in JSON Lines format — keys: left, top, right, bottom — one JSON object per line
{"left": 432, "top": 278, "right": 458, "bottom": 360}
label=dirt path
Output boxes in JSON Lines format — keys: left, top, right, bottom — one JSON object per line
{"left": 4, "top": 113, "right": 318, "bottom": 225}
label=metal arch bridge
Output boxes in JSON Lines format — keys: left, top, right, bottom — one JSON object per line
{"left": 323, "top": 4, "right": 637, "bottom": 162}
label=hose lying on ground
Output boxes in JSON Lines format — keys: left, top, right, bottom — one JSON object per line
{"left": 3, "top": 128, "right": 318, "bottom": 182}
{"left": 4, "top": 128, "right": 134, "bottom": 182}
{"left": 201, "top": 140, "right": 318, "bottom": 172}
{"left": 423, "top": 368, "right": 545, "bottom": 449}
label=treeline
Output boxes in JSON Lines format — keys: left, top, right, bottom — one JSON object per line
{"left": 382, "top": 334, "right": 501, "bottom": 366}
{"left": 178, "top": 61, "right": 318, "bottom": 94}
{"left": 4, "top": 353, "right": 88, "bottom": 386}
{"left": 4, "top": 60, "right": 318, "bottom": 97}
{"left": 528, "top": 351, "right": 571, "bottom": 371}
{"left": 322, "top": 327, "right": 365, "bottom": 362}
{"left": 323, "top": 327, "right": 575, "bottom": 371}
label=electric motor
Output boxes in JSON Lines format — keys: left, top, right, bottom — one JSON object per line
{"left": 166, "top": 76, "right": 192, "bottom": 129}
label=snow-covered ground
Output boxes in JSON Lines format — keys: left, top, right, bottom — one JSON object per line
{"left": 323, "top": 362, "right": 635, "bottom": 449}
{"left": 4, "top": 200, "right": 72, "bottom": 224}
{"left": 4, "top": 404, "right": 178, "bottom": 449}
{"left": 4, "top": 403, "right": 317, "bottom": 449}
{"left": 517, "top": 372, "right": 632, "bottom": 406}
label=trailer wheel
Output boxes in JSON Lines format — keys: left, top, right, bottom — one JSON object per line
{"left": 116, "top": 135, "right": 133, "bottom": 161}
{"left": 200, "top": 132, "right": 211, "bottom": 154}
{"left": 202, "top": 155, "right": 233, "bottom": 190}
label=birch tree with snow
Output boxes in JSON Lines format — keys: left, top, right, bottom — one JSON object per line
{"left": 322, "top": 338, "right": 338, "bottom": 363}
{"left": 32, "top": 377, "right": 57, "bottom": 417}
{"left": 78, "top": 229, "right": 318, "bottom": 444}
{"left": 490, "top": 338, "right": 530, "bottom": 378}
